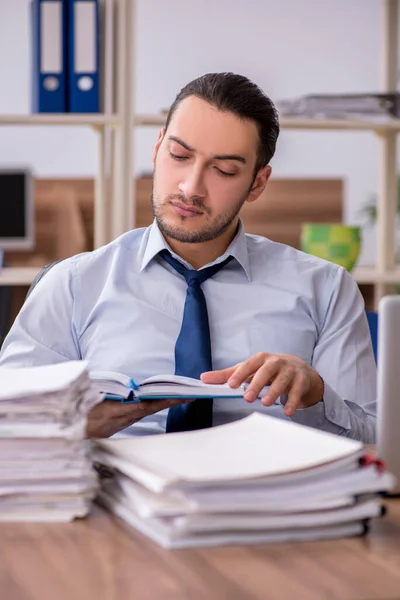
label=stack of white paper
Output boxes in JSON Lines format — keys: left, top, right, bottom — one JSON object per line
{"left": 277, "top": 93, "right": 400, "bottom": 121}
{"left": 94, "top": 413, "right": 396, "bottom": 548}
{"left": 0, "top": 361, "right": 101, "bottom": 522}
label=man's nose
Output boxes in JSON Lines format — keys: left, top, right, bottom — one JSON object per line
{"left": 178, "top": 164, "right": 206, "bottom": 200}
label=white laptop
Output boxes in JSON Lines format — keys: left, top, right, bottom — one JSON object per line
{"left": 377, "top": 295, "right": 400, "bottom": 495}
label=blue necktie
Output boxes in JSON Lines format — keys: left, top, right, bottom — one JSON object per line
{"left": 159, "top": 249, "right": 233, "bottom": 433}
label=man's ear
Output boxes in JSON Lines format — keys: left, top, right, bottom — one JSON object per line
{"left": 246, "top": 165, "right": 272, "bottom": 204}
{"left": 152, "top": 128, "right": 165, "bottom": 167}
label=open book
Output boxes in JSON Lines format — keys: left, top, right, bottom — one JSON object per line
{"left": 90, "top": 371, "right": 246, "bottom": 402}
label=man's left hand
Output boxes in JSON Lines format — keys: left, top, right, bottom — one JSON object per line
{"left": 200, "top": 352, "right": 324, "bottom": 417}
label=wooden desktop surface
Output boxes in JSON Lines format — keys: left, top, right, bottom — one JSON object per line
{"left": 1, "top": 500, "right": 400, "bottom": 600}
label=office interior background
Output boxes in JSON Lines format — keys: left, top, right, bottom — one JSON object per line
{"left": 0, "top": 0, "right": 397, "bottom": 336}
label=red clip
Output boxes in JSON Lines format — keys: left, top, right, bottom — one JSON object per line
{"left": 359, "top": 453, "right": 386, "bottom": 473}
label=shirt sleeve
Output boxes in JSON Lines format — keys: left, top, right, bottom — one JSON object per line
{"left": 290, "top": 264, "right": 377, "bottom": 443}
{"left": 0, "top": 259, "right": 80, "bottom": 368}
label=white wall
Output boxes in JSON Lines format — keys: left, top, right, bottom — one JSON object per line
{"left": 0, "top": 0, "right": 394, "bottom": 265}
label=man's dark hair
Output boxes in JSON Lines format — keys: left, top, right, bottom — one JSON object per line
{"left": 164, "top": 72, "right": 280, "bottom": 173}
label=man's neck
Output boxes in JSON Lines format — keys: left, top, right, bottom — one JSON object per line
{"left": 164, "top": 222, "right": 238, "bottom": 270}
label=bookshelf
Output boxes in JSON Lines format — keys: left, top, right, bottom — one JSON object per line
{"left": 0, "top": 267, "right": 40, "bottom": 286}
{"left": 0, "top": 0, "right": 135, "bottom": 278}
{"left": 0, "top": 0, "right": 399, "bottom": 310}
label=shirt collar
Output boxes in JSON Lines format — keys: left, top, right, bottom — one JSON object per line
{"left": 140, "top": 219, "right": 251, "bottom": 281}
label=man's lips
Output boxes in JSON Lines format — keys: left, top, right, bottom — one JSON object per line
{"left": 171, "top": 202, "right": 203, "bottom": 217}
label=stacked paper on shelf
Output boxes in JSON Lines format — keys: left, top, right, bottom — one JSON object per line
{"left": 277, "top": 93, "right": 400, "bottom": 120}
{"left": 0, "top": 361, "right": 101, "bottom": 522}
{"left": 95, "top": 413, "right": 396, "bottom": 549}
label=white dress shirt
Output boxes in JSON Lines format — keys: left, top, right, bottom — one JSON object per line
{"left": 0, "top": 220, "right": 377, "bottom": 441}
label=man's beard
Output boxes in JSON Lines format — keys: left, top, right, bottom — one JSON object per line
{"left": 151, "top": 188, "right": 248, "bottom": 244}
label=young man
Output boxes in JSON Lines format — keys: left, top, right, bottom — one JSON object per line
{"left": 0, "top": 73, "right": 376, "bottom": 441}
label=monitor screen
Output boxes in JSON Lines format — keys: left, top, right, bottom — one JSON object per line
{"left": 0, "top": 170, "right": 34, "bottom": 250}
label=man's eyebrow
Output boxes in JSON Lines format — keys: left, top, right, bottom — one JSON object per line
{"left": 212, "top": 153, "right": 246, "bottom": 164}
{"left": 167, "top": 135, "right": 195, "bottom": 152}
{"left": 168, "top": 135, "right": 247, "bottom": 164}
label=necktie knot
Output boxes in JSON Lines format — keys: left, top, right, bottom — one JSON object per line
{"left": 185, "top": 270, "right": 203, "bottom": 287}
{"left": 159, "top": 249, "right": 233, "bottom": 285}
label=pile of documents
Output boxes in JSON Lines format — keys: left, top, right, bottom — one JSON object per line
{"left": 95, "top": 413, "right": 396, "bottom": 549}
{"left": 277, "top": 92, "right": 400, "bottom": 120}
{"left": 0, "top": 361, "right": 100, "bottom": 521}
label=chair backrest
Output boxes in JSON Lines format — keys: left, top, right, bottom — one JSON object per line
{"left": 26, "top": 260, "right": 64, "bottom": 299}
{"left": 366, "top": 310, "right": 378, "bottom": 363}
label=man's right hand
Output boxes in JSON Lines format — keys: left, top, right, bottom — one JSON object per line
{"left": 86, "top": 398, "right": 191, "bottom": 438}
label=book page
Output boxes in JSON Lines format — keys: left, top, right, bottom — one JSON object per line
{"left": 139, "top": 374, "right": 245, "bottom": 397}
{"left": 141, "top": 374, "right": 215, "bottom": 387}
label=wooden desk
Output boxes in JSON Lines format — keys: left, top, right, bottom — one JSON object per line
{"left": 1, "top": 501, "right": 400, "bottom": 600}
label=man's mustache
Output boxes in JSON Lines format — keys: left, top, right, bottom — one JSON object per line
{"left": 165, "top": 194, "right": 211, "bottom": 215}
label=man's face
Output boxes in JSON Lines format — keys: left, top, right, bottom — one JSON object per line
{"left": 151, "top": 96, "right": 263, "bottom": 244}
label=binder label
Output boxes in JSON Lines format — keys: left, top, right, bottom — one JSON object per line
{"left": 74, "top": 2, "right": 96, "bottom": 73}
{"left": 40, "top": 1, "right": 62, "bottom": 74}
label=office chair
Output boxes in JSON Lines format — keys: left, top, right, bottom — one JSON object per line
{"left": 26, "top": 259, "right": 64, "bottom": 299}
{"left": 0, "top": 285, "right": 12, "bottom": 348}
{"left": 366, "top": 310, "right": 378, "bottom": 363}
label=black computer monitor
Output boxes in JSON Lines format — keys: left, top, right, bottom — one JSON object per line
{"left": 0, "top": 169, "right": 34, "bottom": 251}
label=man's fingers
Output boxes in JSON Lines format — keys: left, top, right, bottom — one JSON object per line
{"left": 259, "top": 366, "right": 294, "bottom": 406}
{"left": 86, "top": 398, "right": 190, "bottom": 438}
{"left": 243, "top": 355, "right": 286, "bottom": 402}
{"left": 242, "top": 361, "right": 280, "bottom": 402}
{"left": 226, "top": 354, "right": 270, "bottom": 388}
{"left": 202, "top": 355, "right": 268, "bottom": 388}
{"left": 91, "top": 398, "right": 183, "bottom": 418}
{"left": 283, "top": 375, "right": 308, "bottom": 416}
{"left": 139, "top": 398, "right": 190, "bottom": 415}
{"left": 201, "top": 365, "right": 239, "bottom": 384}
{"left": 201, "top": 354, "right": 317, "bottom": 416}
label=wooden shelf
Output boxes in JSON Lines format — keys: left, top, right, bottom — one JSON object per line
{"left": 352, "top": 266, "right": 400, "bottom": 284}
{"left": 134, "top": 113, "right": 400, "bottom": 132}
{"left": 0, "top": 267, "right": 41, "bottom": 286}
{"left": 2, "top": 113, "right": 398, "bottom": 132}
{"left": 2, "top": 265, "right": 400, "bottom": 287}
{"left": 280, "top": 117, "right": 400, "bottom": 132}
{"left": 0, "top": 114, "right": 119, "bottom": 127}
{"left": 134, "top": 114, "right": 166, "bottom": 126}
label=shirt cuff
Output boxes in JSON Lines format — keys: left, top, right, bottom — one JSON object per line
{"left": 289, "top": 382, "right": 352, "bottom": 431}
